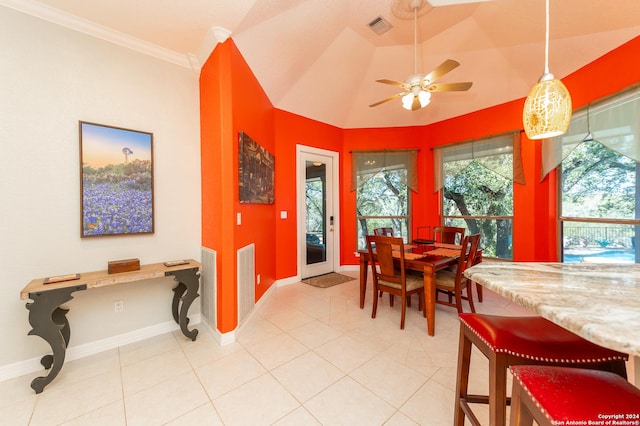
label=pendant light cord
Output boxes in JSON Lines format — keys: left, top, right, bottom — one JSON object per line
{"left": 544, "top": 0, "right": 550, "bottom": 74}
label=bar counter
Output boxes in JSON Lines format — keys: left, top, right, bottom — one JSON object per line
{"left": 464, "top": 262, "right": 640, "bottom": 383}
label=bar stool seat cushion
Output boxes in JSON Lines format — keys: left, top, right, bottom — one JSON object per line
{"left": 459, "top": 314, "right": 628, "bottom": 364}
{"left": 511, "top": 366, "right": 640, "bottom": 422}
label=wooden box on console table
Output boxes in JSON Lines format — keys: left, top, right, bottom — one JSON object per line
{"left": 108, "top": 258, "right": 140, "bottom": 274}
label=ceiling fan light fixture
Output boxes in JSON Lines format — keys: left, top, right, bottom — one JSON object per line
{"left": 522, "top": 0, "right": 572, "bottom": 140}
{"left": 418, "top": 90, "right": 431, "bottom": 106}
{"left": 402, "top": 93, "right": 415, "bottom": 110}
{"left": 402, "top": 89, "right": 431, "bottom": 110}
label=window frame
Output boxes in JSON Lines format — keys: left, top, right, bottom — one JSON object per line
{"left": 354, "top": 161, "right": 413, "bottom": 250}
{"left": 556, "top": 88, "right": 640, "bottom": 263}
{"left": 438, "top": 133, "right": 518, "bottom": 259}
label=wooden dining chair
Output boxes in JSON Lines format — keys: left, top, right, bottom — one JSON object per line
{"left": 433, "top": 226, "right": 465, "bottom": 244}
{"left": 373, "top": 227, "right": 394, "bottom": 237}
{"left": 435, "top": 233, "right": 480, "bottom": 313}
{"left": 372, "top": 228, "right": 396, "bottom": 300}
{"left": 366, "top": 235, "right": 425, "bottom": 329}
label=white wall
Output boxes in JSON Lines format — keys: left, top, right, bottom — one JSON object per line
{"left": 0, "top": 6, "right": 202, "bottom": 372}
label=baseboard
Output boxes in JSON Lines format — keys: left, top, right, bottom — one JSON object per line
{"left": 339, "top": 265, "right": 359, "bottom": 273}
{"left": 207, "top": 280, "right": 278, "bottom": 346}
{"left": 276, "top": 275, "right": 300, "bottom": 287}
{"left": 0, "top": 314, "right": 201, "bottom": 383}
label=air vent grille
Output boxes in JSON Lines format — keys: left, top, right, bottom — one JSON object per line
{"left": 368, "top": 16, "right": 392, "bottom": 35}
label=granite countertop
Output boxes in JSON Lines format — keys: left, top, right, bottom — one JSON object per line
{"left": 464, "top": 262, "right": 640, "bottom": 357}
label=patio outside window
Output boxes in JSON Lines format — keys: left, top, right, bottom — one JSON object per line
{"left": 554, "top": 87, "right": 640, "bottom": 263}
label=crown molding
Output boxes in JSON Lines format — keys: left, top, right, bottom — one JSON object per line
{"left": 0, "top": 0, "right": 192, "bottom": 69}
{"left": 190, "top": 26, "right": 232, "bottom": 72}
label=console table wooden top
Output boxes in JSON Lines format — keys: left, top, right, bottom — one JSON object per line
{"left": 21, "top": 259, "right": 201, "bottom": 300}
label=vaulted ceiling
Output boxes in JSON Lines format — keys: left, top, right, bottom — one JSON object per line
{"left": 4, "top": 0, "right": 639, "bottom": 128}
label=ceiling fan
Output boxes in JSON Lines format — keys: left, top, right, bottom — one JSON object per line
{"left": 369, "top": 0, "right": 473, "bottom": 111}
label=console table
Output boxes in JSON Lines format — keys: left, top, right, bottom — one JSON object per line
{"left": 20, "top": 259, "right": 201, "bottom": 393}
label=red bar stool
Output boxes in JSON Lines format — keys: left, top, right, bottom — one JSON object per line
{"left": 454, "top": 314, "right": 629, "bottom": 426}
{"left": 509, "top": 365, "right": 640, "bottom": 426}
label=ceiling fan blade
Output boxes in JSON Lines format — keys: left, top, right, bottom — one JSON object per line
{"left": 424, "top": 82, "right": 473, "bottom": 92}
{"left": 369, "top": 93, "right": 405, "bottom": 108}
{"left": 375, "top": 79, "right": 408, "bottom": 89}
{"left": 423, "top": 59, "right": 460, "bottom": 84}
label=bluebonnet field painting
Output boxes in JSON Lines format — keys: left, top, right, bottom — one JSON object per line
{"left": 80, "top": 122, "right": 154, "bottom": 237}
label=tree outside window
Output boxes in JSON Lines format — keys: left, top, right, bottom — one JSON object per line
{"left": 556, "top": 88, "right": 640, "bottom": 263}
{"left": 356, "top": 168, "right": 410, "bottom": 249}
{"left": 353, "top": 150, "right": 417, "bottom": 250}
{"left": 437, "top": 133, "right": 520, "bottom": 259}
{"left": 561, "top": 140, "right": 639, "bottom": 262}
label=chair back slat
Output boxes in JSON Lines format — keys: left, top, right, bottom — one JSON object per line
{"left": 373, "top": 227, "right": 394, "bottom": 237}
{"left": 434, "top": 233, "right": 481, "bottom": 314}
{"left": 366, "top": 235, "right": 405, "bottom": 284}
{"left": 456, "top": 234, "right": 481, "bottom": 281}
{"left": 434, "top": 226, "right": 465, "bottom": 244}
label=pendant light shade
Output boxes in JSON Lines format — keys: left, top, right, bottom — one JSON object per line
{"left": 522, "top": 0, "right": 572, "bottom": 140}
{"left": 523, "top": 72, "right": 572, "bottom": 139}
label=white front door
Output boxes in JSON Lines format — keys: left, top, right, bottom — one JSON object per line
{"left": 297, "top": 146, "right": 339, "bottom": 279}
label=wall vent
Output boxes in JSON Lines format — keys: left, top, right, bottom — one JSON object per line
{"left": 237, "top": 243, "right": 256, "bottom": 326}
{"left": 368, "top": 16, "right": 393, "bottom": 35}
{"left": 200, "top": 247, "right": 216, "bottom": 329}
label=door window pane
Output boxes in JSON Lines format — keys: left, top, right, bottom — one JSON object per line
{"left": 306, "top": 161, "right": 326, "bottom": 264}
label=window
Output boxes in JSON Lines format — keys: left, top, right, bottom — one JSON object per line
{"left": 353, "top": 150, "right": 417, "bottom": 249}
{"left": 435, "top": 133, "right": 522, "bottom": 259}
{"left": 555, "top": 87, "right": 640, "bottom": 263}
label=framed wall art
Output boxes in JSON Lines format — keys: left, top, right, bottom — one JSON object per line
{"left": 79, "top": 121, "right": 154, "bottom": 237}
{"left": 239, "top": 131, "right": 274, "bottom": 204}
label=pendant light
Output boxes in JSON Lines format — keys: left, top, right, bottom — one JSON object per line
{"left": 522, "top": 0, "right": 572, "bottom": 140}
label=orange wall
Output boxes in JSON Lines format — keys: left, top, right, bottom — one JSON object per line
{"left": 273, "top": 110, "right": 343, "bottom": 279}
{"left": 201, "top": 36, "right": 640, "bottom": 332}
{"left": 200, "top": 40, "right": 277, "bottom": 332}
{"left": 200, "top": 40, "right": 236, "bottom": 332}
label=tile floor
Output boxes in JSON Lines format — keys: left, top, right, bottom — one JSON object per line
{"left": 1, "top": 272, "right": 538, "bottom": 425}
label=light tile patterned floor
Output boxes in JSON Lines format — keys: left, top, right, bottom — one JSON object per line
{"left": 1, "top": 271, "right": 538, "bottom": 425}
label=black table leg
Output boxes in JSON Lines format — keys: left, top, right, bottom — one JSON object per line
{"left": 26, "top": 285, "right": 86, "bottom": 394}
{"left": 167, "top": 268, "right": 200, "bottom": 341}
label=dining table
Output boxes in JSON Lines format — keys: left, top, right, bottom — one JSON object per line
{"left": 464, "top": 262, "right": 640, "bottom": 385}
{"left": 358, "top": 243, "right": 463, "bottom": 336}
